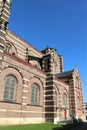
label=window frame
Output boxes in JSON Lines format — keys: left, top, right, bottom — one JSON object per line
{"left": 3, "top": 75, "right": 17, "bottom": 103}
{"left": 77, "top": 96, "right": 81, "bottom": 109}
{"left": 5, "top": 44, "right": 11, "bottom": 53}
{"left": 31, "top": 83, "right": 40, "bottom": 106}
{"left": 63, "top": 93, "right": 67, "bottom": 108}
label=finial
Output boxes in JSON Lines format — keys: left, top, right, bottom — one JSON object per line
{"left": 74, "top": 65, "right": 78, "bottom": 70}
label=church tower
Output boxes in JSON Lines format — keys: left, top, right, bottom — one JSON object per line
{"left": 0, "top": 0, "right": 12, "bottom": 69}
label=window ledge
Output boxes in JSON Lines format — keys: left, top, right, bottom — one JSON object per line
{"left": 28, "top": 104, "right": 43, "bottom": 107}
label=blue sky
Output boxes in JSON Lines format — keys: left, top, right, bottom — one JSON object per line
{"left": 9, "top": 0, "right": 87, "bottom": 102}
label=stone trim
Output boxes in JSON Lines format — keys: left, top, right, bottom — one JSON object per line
{"left": 0, "top": 29, "right": 6, "bottom": 34}
{"left": 0, "top": 117, "right": 45, "bottom": 125}
{"left": 0, "top": 50, "right": 3, "bottom": 52}
{"left": 2, "top": 12, "right": 9, "bottom": 19}
{"left": 22, "top": 90, "right": 28, "bottom": 93}
{"left": 0, "top": 35, "right": 5, "bottom": 40}
{"left": 44, "top": 94, "right": 55, "bottom": 97}
{"left": 0, "top": 16, "right": 6, "bottom": 22}
{"left": 44, "top": 89, "right": 55, "bottom": 92}
{"left": 44, "top": 100, "right": 54, "bottom": 102}
{"left": 45, "top": 84, "right": 55, "bottom": 87}
{"left": 44, "top": 105, "right": 56, "bottom": 107}
{"left": 4, "top": 2, "right": 10, "bottom": 8}
{"left": 18, "top": 54, "right": 25, "bottom": 59}
{"left": 44, "top": 111, "right": 56, "bottom": 113}
{"left": 22, "top": 96, "right": 27, "bottom": 99}
{"left": 23, "top": 78, "right": 29, "bottom": 82}
{"left": 0, "top": 57, "right": 2, "bottom": 60}
{"left": 0, "top": 109, "right": 44, "bottom": 113}
{"left": 22, "top": 84, "right": 28, "bottom": 87}
{"left": 22, "top": 103, "right": 27, "bottom": 105}
{"left": 3, "top": 7, "right": 10, "bottom": 14}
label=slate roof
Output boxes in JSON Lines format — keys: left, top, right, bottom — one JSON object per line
{"left": 56, "top": 70, "right": 74, "bottom": 78}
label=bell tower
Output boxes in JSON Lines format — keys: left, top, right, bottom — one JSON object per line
{"left": 0, "top": 0, "right": 12, "bottom": 69}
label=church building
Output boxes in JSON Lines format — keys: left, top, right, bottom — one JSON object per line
{"left": 0, "top": 0, "right": 85, "bottom": 125}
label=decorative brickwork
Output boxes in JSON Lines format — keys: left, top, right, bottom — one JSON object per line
{"left": 0, "top": 0, "right": 85, "bottom": 125}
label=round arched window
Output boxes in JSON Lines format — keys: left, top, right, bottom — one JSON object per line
{"left": 63, "top": 93, "right": 67, "bottom": 108}
{"left": 77, "top": 97, "right": 81, "bottom": 109}
{"left": 3, "top": 75, "right": 17, "bottom": 102}
{"left": 31, "top": 83, "right": 40, "bottom": 105}
{"left": 5, "top": 44, "right": 11, "bottom": 53}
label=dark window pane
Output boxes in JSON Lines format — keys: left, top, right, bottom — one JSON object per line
{"left": 31, "top": 84, "right": 40, "bottom": 105}
{"left": 3, "top": 75, "right": 17, "bottom": 102}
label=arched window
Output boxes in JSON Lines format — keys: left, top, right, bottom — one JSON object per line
{"left": 63, "top": 93, "right": 67, "bottom": 108}
{"left": 77, "top": 97, "right": 81, "bottom": 109}
{"left": 3, "top": 75, "right": 17, "bottom": 102}
{"left": 31, "top": 83, "right": 40, "bottom": 105}
{"left": 5, "top": 44, "right": 11, "bottom": 53}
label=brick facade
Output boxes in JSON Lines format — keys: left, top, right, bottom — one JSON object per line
{"left": 0, "top": 0, "right": 85, "bottom": 125}
{"left": 84, "top": 103, "right": 87, "bottom": 121}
